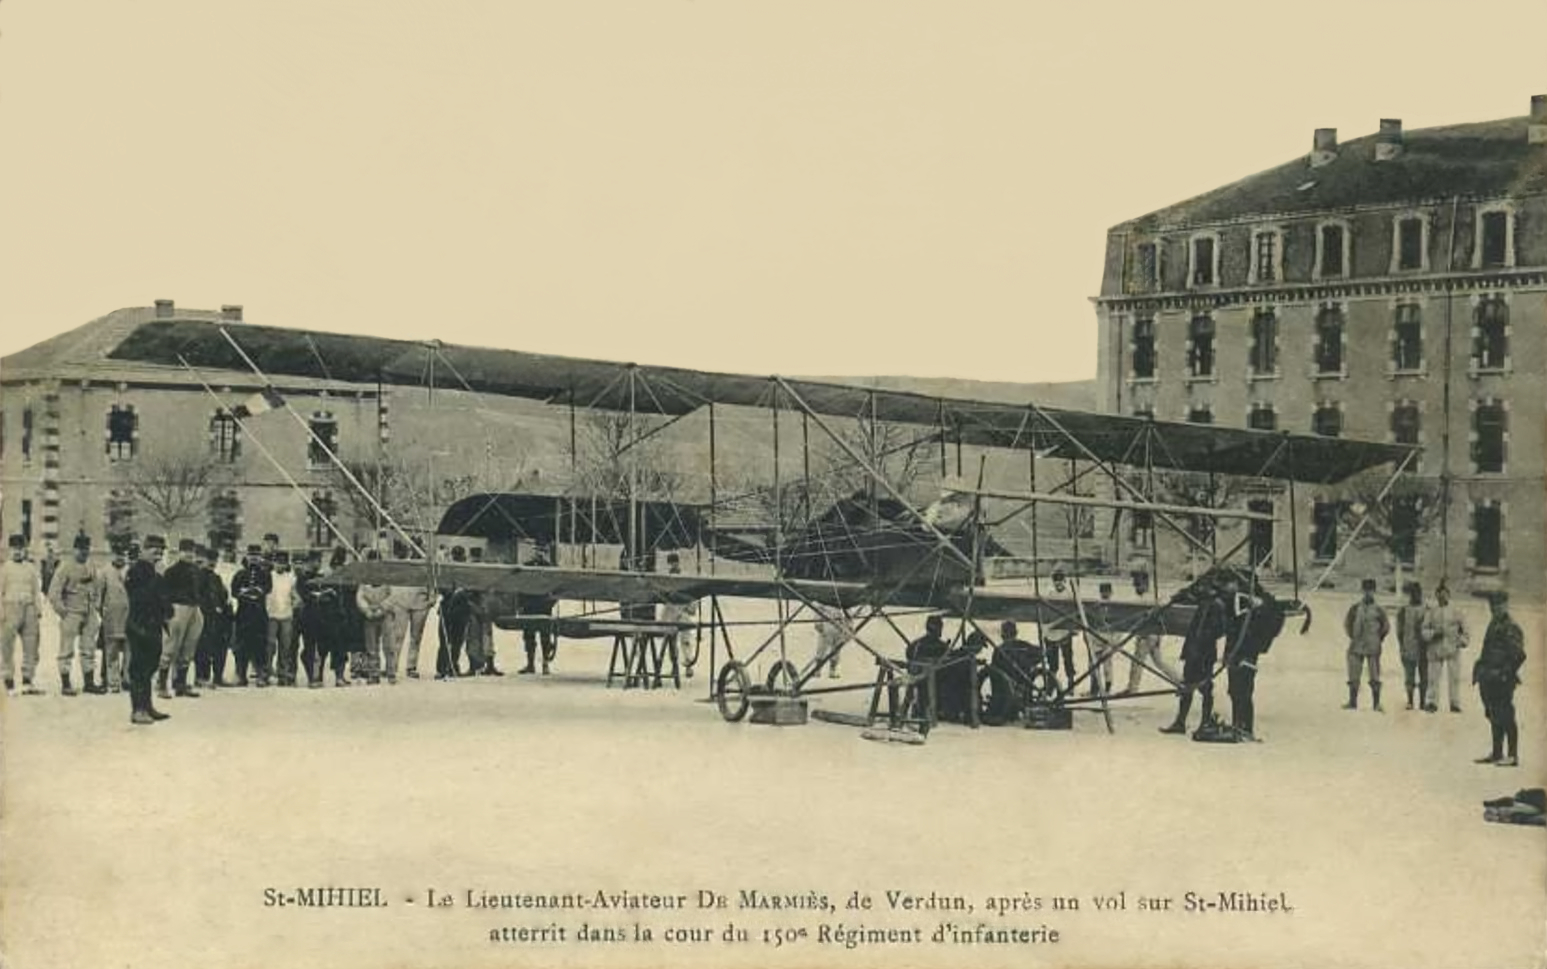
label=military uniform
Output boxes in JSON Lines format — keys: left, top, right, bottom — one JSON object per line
{"left": 229, "top": 548, "right": 272, "bottom": 685}
{"left": 158, "top": 539, "right": 206, "bottom": 699}
{"left": 100, "top": 556, "right": 131, "bottom": 691}
{"left": 1, "top": 535, "right": 44, "bottom": 694}
{"left": 356, "top": 580, "right": 391, "bottom": 684}
{"left": 1343, "top": 588, "right": 1390, "bottom": 711}
{"left": 124, "top": 537, "right": 172, "bottom": 723}
{"left": 47, "top": 536, "right": 107, "bottom": 695}
{"left": 1395, "top": 594, "right": 1429, "bottom": 711}
{"left": 1161, "top": 588, "right": 1229, "bottom": 734}
{"left": 194, "top": 549, "right": 233, "bottom": 688}
{"left": 1421, "top": 596, "right": 1467, "bottom": 712}
{"left": 1473, "top": 596, "right": 1526, "bottom": 766}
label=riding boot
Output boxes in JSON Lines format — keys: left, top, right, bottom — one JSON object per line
{"left": 156, "top": 669, "right": 172, "bottom": 700}
{"left": 1343, "top": 683, "right": 1358, "bottom": 710}
{"left": 1371, "top": 683, "right": 1383, "bottom": 712}
{"left": 175, "top": 666, "right": 201, "bottom": 697}
{"left": 1199, "top": 690, "right": 1215, "bottom": 725}
{"left": 60, "top": 671, "right": 78, "bottom": 697}
{"left": 84, "top": 671, "right": 107, "bottom": 695}
{"left": 1405, "top": 685, "right": 1414, "bottom": 710}
{"left": 1505, "top": 723, "right": 1519, "bottom": 760}
{"left": 1160, "top": 692, "right": 1192, "bottom": 734}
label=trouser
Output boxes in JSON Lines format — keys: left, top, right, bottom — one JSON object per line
{"left": 195, "top": 611, "right": 230, "bottom": 683}
{"left": 1172, "top": 656, "right": 1215, "bottom": 726}
{"left": 436, "top": 616, "right": 467, "bottom": 676}
{"left": 160, "top": 604, "right": 204, "bottom": 672}
{"left": 233, "top": 604, "right": 268, "bottom": 681}
{"left": 2, "top": 602, "right": 42, "bottom": 682}
{"left": 466, "top": 618, "right": 490, "bottom": 670}
{"left": 1426, "top": 653, "right": 1463, "bottom": 709}
{"left": 1401, "top": 650, "right": 1430, "bottom": 706}
{"left": 57, "top": 610, "right": 98, "bottom": 678}
{"left": 104, "top": 636, "right": 128, "bottom": 688}
{"left": 1480, "top": 681, "right": 1519, "bottom": 759}
{"left": 379, "top": 610, "right": 405, "bottom": 680}
{"left": 1346, "top": 651, "right": 1382, "bottom": 687}
{"left": 403, "top": 607, "right": 430, "bottom": 674}
{"left": 1228, "top": 663, "right": 1257, "bottom": 734}
{"left": 268, "top": 617, "right": 297, "bottom": 683}
{"left": 299, "top": 618, "right": 338, "bottom": 682}
{"left": 360, "top": 617, "right": 384, "bottom": 680}
{"left": 1047, "top": 637, "right": 1075, "bottom": 684}
{"left": 127, "top": 627, "right": 163, "bottom": 713}
{"left": 523, "top": 626, "right": 556, "bottom": 668}
{"left": 1128, "top": 636, "right": 1179, "bottom": 692}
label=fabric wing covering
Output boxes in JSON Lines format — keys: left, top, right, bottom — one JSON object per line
{"left": 108, "top": 320, "right": 1414, "bottom": 484}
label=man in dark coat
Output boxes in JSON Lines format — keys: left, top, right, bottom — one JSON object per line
{"left": 906, "top": 614, "right": 951, "bottom": 722}
{"left": 1473, "top": 591, "right": 1526, "bottom": 767}
{"left": 1227, "top": 589, "right": 1285, "bottom": 740}
{"left": 194, "top": 546, "right": 233, "bottom": 689}
{"left": 124, "top": 536, "right": 172, "bottom": 724}
{"left": 1160, "top": 575, "right": 1235, "bottom": 735}
{"left": 229, "top": 545, "right": 271, "bottom": 686}
{"left": 518, "top": 544, "right": 558, "bottom": 675}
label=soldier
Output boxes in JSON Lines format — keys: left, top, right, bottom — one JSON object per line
{"left": 229, "top": 545, "right": 271, "bottom": 686}
{"left": 1043, "top": 568, "right": 1077, "bottom": 691}
{"left": 295, "top": 551, "right": 328, "bottom": 688}
{"left": 1125, "top": 568, "right": 1178, "bottom": 694}
{"left": 467, "top": 588, "right": 502, "bottom": 676}
{"left": 124, "top": 535, "right": 172, "bottom": 724}
{"left": 1473, "top": 591, "right": 1525, "bottom": 768}
{"left": 100, "top": 548, "right": 131, "bottom": 692}
{"left": 1343, "top": 578, "right": 1390, "bottom": 711}
{"left": 1226, "top": 589, "right": 1285, "bottom": 741}
{"left": 906, "top": 614, "right": 950, "bottom": 721}
{"left": 267, "top": 551, "right": 301, "bottom": 686}
{"left": 356, "top": 553, "right": 392, "bottom": 685}
{"left": 194, "top": 546, "right": 233, "bottom": 690}
{"left": 1, "top": 534, "right": 45, "bottom": 695}
{"left": 155, "top": 538, "right": 205, "bottom": 700}
{"left": 1160, "top": 575, "right": 1234, "bottom": 735}
{"left": 1421, "top": 584, "right": 1468, "bottom": 713}
{"left": 47, "top": 533, "right": 107, "bottom": 695}
{"left": 811, "top": 601, "right": 851, "bottom": 680}
{"left": 518, "top": 544, "right": 558, "bottom": 675}
{"left": 390, "top": 580, "right": 434, "bottom": 679}
{"left": 1395, "top": 582, "right": 1429, "bottom": 711}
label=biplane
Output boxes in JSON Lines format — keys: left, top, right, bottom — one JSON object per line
{"left": 105, "top": 319, "right": 1418, "bottom": 738}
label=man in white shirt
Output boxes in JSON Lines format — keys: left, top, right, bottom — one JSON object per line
{"left": 1420, "top": 583, "right": 1468, "bottom": 713}
{"left": 266, "top": 551, "right": 300, "bottom": 686}
{"left": 1, "top": 534, "right": 45, "bottom": 695}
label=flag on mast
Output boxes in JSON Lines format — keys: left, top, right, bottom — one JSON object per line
{"left": 230, "top": 386, "right": 285, "bottom": 420}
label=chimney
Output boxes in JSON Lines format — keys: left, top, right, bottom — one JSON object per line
{"left": 1530, "top": 94, "right": 1547, "bottom": 145}
{"left": 1375, "top": 118, "right": 1403, "bottom": 161}
{"left": 1310, "top": 128, "right": 1338, "bottom": 168}
{"left": 221, "top": 304, "right": 244, "bottom": 322}
{"left": 154, "top": 299, "right": 175, "bottom": 319}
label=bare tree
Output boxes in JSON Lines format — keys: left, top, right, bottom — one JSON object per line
{"left": 332, "top": 454, "right": 536, "bottom": 539}
{"left": 116, "top": 447, "right": 226, "bottom": 535}
{"left": 1333, "top": 468, "right": 1446, "bottom": 584}
{"left": 572, "top": 411, "right": 683, "bottom": 502}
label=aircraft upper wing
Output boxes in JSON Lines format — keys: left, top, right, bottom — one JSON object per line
{"left": 105, "top": 319, "right": 1416, "bottom": 484}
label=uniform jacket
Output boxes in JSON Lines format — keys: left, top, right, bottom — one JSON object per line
{"left": 356, "top": 584, "right": 391, "bottom": 621}
{"left": 231, "top": 565, "right": 272, "bottom": 611}
{"left": 200, "top": 568, "right": 232, "bottom": 618}
{"left": 1474, "top": 615, "right": 1525, "bottom": 688}
{"left": 100, "top": 566, "right": 130, "bottom": 638}
{"left": 1181, "top": 594, "right": 1228, "bottom": 665}
{"left": 1420, "top": 605, "right": 1467, "bottom": 659}
{"left": 0, "top": 559, "right": 42, "bottom": 609}
{"left": 1344, "top": 600, "right": 1389, "bottom": 656}
{"left": 1396, "top": 604, "right": 1427, "bottom": 663}
{"left": 162, "top": 560, "right": 205, "bottom": 607}
{"left": 125, "top": 559, "right": 172, "bottom": 638}
{"left": 47, "top": 559, "right": 104, "bottom": 616}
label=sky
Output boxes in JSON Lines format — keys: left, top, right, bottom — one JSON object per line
{"left": 1, "top": 1, "right": 1543, "bottom": 383}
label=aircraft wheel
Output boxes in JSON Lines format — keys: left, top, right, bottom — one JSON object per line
{"left": 978, "top": 665, "right": 1019, "bottom": 726}
{"left": 716, "top": 661, "right": 752, "bottom": 723}
{"left": 765, "top": 659, "right": 800, "bottom": 694}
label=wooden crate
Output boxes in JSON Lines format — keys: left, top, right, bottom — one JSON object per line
{"left": 748, "top": 695, "right": 809, "bottom": 726}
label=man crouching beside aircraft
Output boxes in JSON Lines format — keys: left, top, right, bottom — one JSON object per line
{"left": 1159, "top": 575, "right": 1234, "bottom": 735}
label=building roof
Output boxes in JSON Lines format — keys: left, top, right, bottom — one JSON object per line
{"left": 0, "top": 306, "right": 375, "bottom": 393}
{"left": 1114, "top": 114, "right": 1547, "bottom": 232}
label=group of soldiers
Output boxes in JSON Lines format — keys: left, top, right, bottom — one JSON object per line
{"left": 1341, "top": 577, "right": 1526, "bottom": 767}
{"left": 0, "top": 530, "right": 543, "bottom": 726}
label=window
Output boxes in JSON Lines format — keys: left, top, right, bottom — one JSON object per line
{"left": 209, "top": 410, "right": 241, "bottom": 462}
{"left": 1315, "top": 305, "right": 1345, "bottom": 375}
{"left": 20, "top": 499, "right": 33, "bottom": 545}
{"left": 105, "top": 489, "right": 136, "bottom": 553}
{"left": 106, "top": 404, "right": 137, "bottom": 461}
{"left": 1130, "top": 507, "right": 1154, "bottom": 545}
{"left": 307, "top": 412, "right": 339, "bottom": 469}
{"left": 21, "top": 406, "right": 33, "bottom": 461}
{"left": 1395, "top": 216, "right": 1425, "bottom": 271}
{"left": 1392, "top": 304, "right": 1423, "bottom": 371}
{"left": 1311, "top": 502, "right": 1339, "bottom": 561}
{"left": 1248, "top": 405, "right": 1277, "bottom": 431}
{"left": 1251, "top": 230, "right": 1281, "bottom": 284}
{"left": 1131, "top": 318, "right": 1156, "bottom": 379}
{"left": 1389, "top": 496, "right": 1419, "bottom": 566}
{"left": 307, "top": 490, "right": 338, "bottom": 547}
{"left": 206, "top": 490, "right": 242, "bottom": 554}
{"left": 1316, "top": 222, "right": 1348, "bottom": 278}
{"left": 1249, "top": 308, "right": 1278, "bottom": 375}
{"left": 1473, "top": 401, "right": 1506, "bottom": 473}
{"left": 1248, "top": 499, "right": 1274, "bottom": 569}
{"left": 1312, "top": 404, "right": 1343, "bottom": 438}
{"left": 1187, "top": 406, "right": 1214, "bottom": 425}
{"left": 1188, "top": 314, "right": 1215, "bottom": 377}
{"left": 1391, "top": 403, "right": 1421, "bottom": 446}
{"left": 1135, "top": 243, "right": 1158, "bottom": 291}
{"left": 1478, "top": 209, "right": 1511, "bottom": 269}
{"left": 1190, "top": 235, "right": 1218, "bottom": 287}
{"left": 1474, "top": 297, "right": 1508, "bottom": 370}
{"left": 1472, "top": 502, "right": 1502, "bottom": 571}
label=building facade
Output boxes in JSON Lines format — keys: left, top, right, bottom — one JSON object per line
{"left": 1094, "top": 96, "right": 1547, "bottom": 600}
